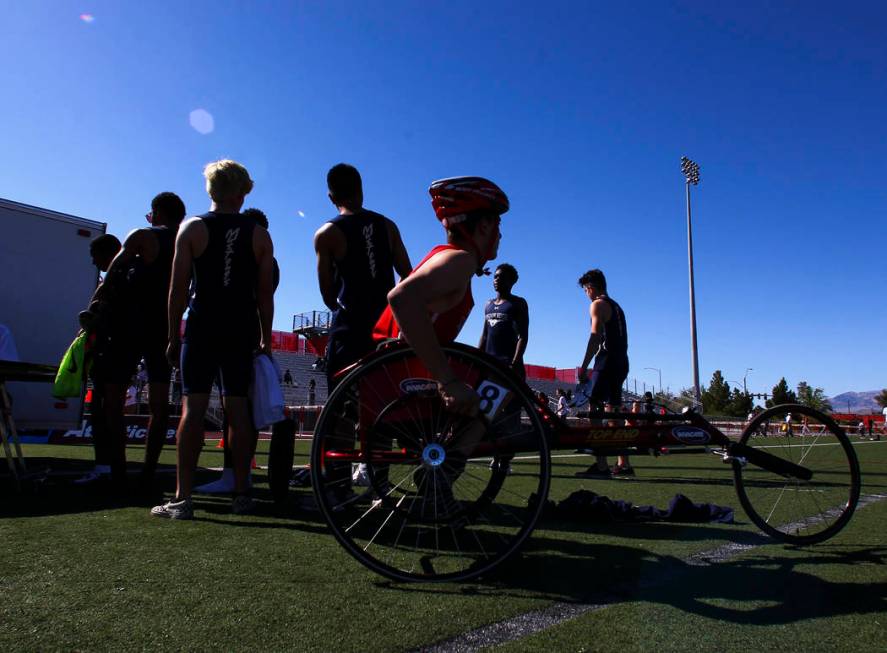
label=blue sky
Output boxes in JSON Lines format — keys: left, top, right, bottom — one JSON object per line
{"left": 1, "top": 1, "right": 884, "bottom": 398}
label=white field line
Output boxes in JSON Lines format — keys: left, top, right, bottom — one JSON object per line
{"left": 498, "top": 439, "right": 885, "bottom": 463}
{"left": 414, "top": 492, "right": 887, "bottom": 653}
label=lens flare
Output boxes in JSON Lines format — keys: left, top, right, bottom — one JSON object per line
{"left": 298, "top": 210, "right": 305, "bottom": 218}
{"left": 79, "top": 13, "right": 95, "bottom": 23}
{"left": 189, "top": 109, "right": 214, "bottom": 135}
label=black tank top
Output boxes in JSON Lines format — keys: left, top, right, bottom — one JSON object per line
{"left": 328, "top": 210, "right": 395, "bottom": 334}
{"left": 144, "top": 226, "right": 175, "bottom": 321}
{"left": 594, "top": 295, "right": 628, "bottom": 368}
{"left": 187, "top": 212, "right": 257, "bottom": 336}
{"left": 124, "top": 226, "right": 175, "bottom": 334}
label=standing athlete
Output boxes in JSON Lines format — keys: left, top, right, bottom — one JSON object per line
{"left": 83, "top": 193, "right": 185, "bottom": 491}
{"left": 314, "top": 164, "right": 411, "bottom": 489}
{"left": 477, "top": 263, "right": 528, "bottom": 379}
{"left": 152, "top": 160, "right": 274, "bottom": 519}
{"left": 315, "top": 163, "right": 412, "bottom": 386}
{"left": 477, "top": 262, "right": 528, "bottom": 475}
{"left": 573, "top": 268, "right": 630, "bottom": 479}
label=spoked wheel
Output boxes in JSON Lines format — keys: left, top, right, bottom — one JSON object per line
{"left": 733, "top": 403, "right": 860, "bottom": 544}
{"left": 310, "top": 342, "right": 551, "bottom": 582}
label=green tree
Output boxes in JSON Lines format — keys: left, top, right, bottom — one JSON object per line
{"left": 875, "top": 389, "right": 887, "bottom": 409}
{"left": 796, "top": 381, "right": 833, "bottom": 412}
{"left": 767, "top": 377, "right": 797, "bottom": 407}
{"left": 701, "top": 370, "right": 732, "bottom": 415}
{"left": 727, "top": 388, "right": 754, "bottom": 417}
{"left": 673, "top": 387, "right": 698, "bottom": 410}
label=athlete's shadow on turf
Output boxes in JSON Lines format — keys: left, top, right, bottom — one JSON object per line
{"left": 380, "top": 534, "right": 887, "bottom": 626}
{"left": 641, "top": 549, "right": 887, "bottom": 625}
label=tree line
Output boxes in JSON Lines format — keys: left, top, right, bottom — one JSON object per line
{"left": 659, "top": 372, "right": 834, "bottom": 418}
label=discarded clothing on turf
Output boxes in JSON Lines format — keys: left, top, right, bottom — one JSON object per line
{"left": 550, "top": 490, "right": 734, "bottom": 524}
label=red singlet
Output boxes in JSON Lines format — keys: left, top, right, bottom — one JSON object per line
{"left": 372, "top": 244, "right": 474, "bottom": 344}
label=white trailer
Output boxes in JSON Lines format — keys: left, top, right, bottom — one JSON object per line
{"left": 0, "top": 197, "right": 105, "bottom": 430}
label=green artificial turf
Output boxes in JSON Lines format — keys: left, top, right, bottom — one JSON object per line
{"left": 1, "top": 437, "right": 885, "bottom": 651}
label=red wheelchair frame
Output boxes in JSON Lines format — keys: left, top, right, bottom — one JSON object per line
{"left": 309, "top": 342, "right": 861, "bottom": 583}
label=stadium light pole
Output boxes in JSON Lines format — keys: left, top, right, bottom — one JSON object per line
{"left": 644, "top": 367, "right": 661, "bottom": 396}
{"left": 681, "top": 156, "right": 701, "bottom": 405}
{"left": 743, "top": 368, "right": 753, "bottom": 395}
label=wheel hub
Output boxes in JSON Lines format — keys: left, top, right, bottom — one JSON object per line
{"left": 422, "top": 443, "right": 446, "bottom": 467}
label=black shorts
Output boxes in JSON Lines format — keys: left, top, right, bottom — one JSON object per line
{"left": 588, "top": 359, "right": 629, "bottom": 407}
{"left": 91, "top": 330, "right": 170, "bottom": 385}
{"left": 181, "top": 338, "right": 253, "bottom": 397}
{"left": 325, "top": 330, "right": 374, "bottom": 389}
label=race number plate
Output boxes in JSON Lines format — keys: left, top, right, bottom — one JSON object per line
{"left": 476, "top": 379, "right": 511, "bottom": 420}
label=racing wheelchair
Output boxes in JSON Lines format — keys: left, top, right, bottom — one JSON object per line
{"left": 309, "top": 342, "right": 861, "bottom": 582}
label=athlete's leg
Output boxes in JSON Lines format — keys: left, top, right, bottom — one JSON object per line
{"left": 173, "top": 337, "right": 215, "bottom": 499}
{"left": 102, "top": 381, "right": 129, "bottom": 489}
{"left": 87, "top": 376, "right": 111, "bottom": 475}
{"left": 143, "top": 381, "right": 170, "bottom": 480}
{"left": 175, "top": 393, "right": 210, "bottom": 499}
{"left": 218, "top": 343, "right": 257, "bottom": 499}
{"left": 221, "top": 396, "right": 253, "bottom": 494}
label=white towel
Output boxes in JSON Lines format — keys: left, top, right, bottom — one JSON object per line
{"left": 251, "top": 353, "right": 285, "bottom": 429}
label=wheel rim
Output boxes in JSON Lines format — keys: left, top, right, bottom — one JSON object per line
{"left": 310, "top": 344, "right": 550, "bottom": 582}
{"left": 735, "top": 404, "right": 860, "bottom": 543}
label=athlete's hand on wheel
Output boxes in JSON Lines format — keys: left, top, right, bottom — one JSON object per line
{"left": 166, "top": 337, "right": 181, "bottom": 369}
{"left": 439, "top": 380, "right": 480, "bottom": 417}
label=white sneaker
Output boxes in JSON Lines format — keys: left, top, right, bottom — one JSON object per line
{"left": 74, "top": 465, "right": 110, "bottom": 485}
{"left": 195, "top": 469, "right": 252, "bottom": 494}
{"left": 150, "top": 498, "right": 194, "bottom": 520}
{"left": 352, "top": 463, "right": 371, "bottom": 487}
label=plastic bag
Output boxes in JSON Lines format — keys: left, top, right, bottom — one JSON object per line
{"left": 52, "top": 332, "right": 89, "bottom": 398}
{"left": 251, "top": 353, "right": 285, "bottom": 429}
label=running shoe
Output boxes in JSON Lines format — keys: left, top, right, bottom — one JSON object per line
{"left": 289, "top": 468, "right": 312, "bottom": 487}
{"left": 352, "top": 463, "right": 371, "bottom": 487}
{"left": 574, "top": 466, "right": 612, "bottom": 479}
{"left": 611, "top": 465, "right": 636, "bottom": 477}
{"left": 150, "top": 498, "right": 193, "bottom": 520}
{"left": 195, "top": 469, "right": 253, "bottom": 494}
{"left": 73, "top": 470, "right": 107, "bottom": 485}
{"left": 232, "top": 495, "right": 256, "bottom": 515}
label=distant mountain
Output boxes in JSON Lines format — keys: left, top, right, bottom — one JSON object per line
{"left": 828, "top": 390, "right": 882, "bottom": 413}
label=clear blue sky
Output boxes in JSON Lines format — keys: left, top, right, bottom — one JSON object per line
{"left": 2, "top": 1, "right": 884, "bottom": 398}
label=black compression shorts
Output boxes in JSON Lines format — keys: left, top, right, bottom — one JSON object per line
{"left": 588, "top": 358, "right": 629, "bottom": 407}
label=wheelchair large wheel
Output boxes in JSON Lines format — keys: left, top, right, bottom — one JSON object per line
{"left": 310, "top": 342, "right": 551, "bottom": 582}
{"left": 733, "top": 403, "right": 860, "bottom": 544}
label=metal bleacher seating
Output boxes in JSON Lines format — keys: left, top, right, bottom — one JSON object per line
{"left": 273, "top": 349, "right": 328, "bottom": 407}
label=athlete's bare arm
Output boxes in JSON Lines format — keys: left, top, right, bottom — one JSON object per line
{"left": 387, "top": 248, "right": 479, "bottom": 416}
{"left": 314, "top": 223, "right": 346, "bottom": 312}
{"left": 90, "top": 228, "right": 159, "bottom": 304}
{"left": 513, "top": 300, "right": 529, "bottom": 369}
{"left": 253, "top": 225, "right": 275, "bottom": 353}
{"left": 386, "top": 219, "right": 413, "bottom": 280}
{"left": 477, "top": 308, "right": 489, "bottom": 351}
{"left": 578, "top": 299, "right": 611, "bottom": 382}
{"left": 166, "top": 218, "right": 205, "bottom": 366}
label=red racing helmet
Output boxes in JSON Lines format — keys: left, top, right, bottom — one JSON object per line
{"left": 429, "top": 176, "right": 509, "bottom": 229}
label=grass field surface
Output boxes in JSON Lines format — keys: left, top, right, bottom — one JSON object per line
{"left": 2, "top": 437, "right": 885, "bottom": 651}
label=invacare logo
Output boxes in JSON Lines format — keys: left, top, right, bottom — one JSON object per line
{"left": 399, "top": 378, "right": 438, "bottom": 395}
{"left": 671, "top": 426, "right": 710, "bottom": 444}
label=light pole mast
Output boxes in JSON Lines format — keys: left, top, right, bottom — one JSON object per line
{"left": 681, "top": 156, "right": 701, "bottom": 405}
{"left": 644, "top": 367, "right": 662, "bottom": 396}
{"left": 743, "top": 367, "right": 753, "bottom": 395}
